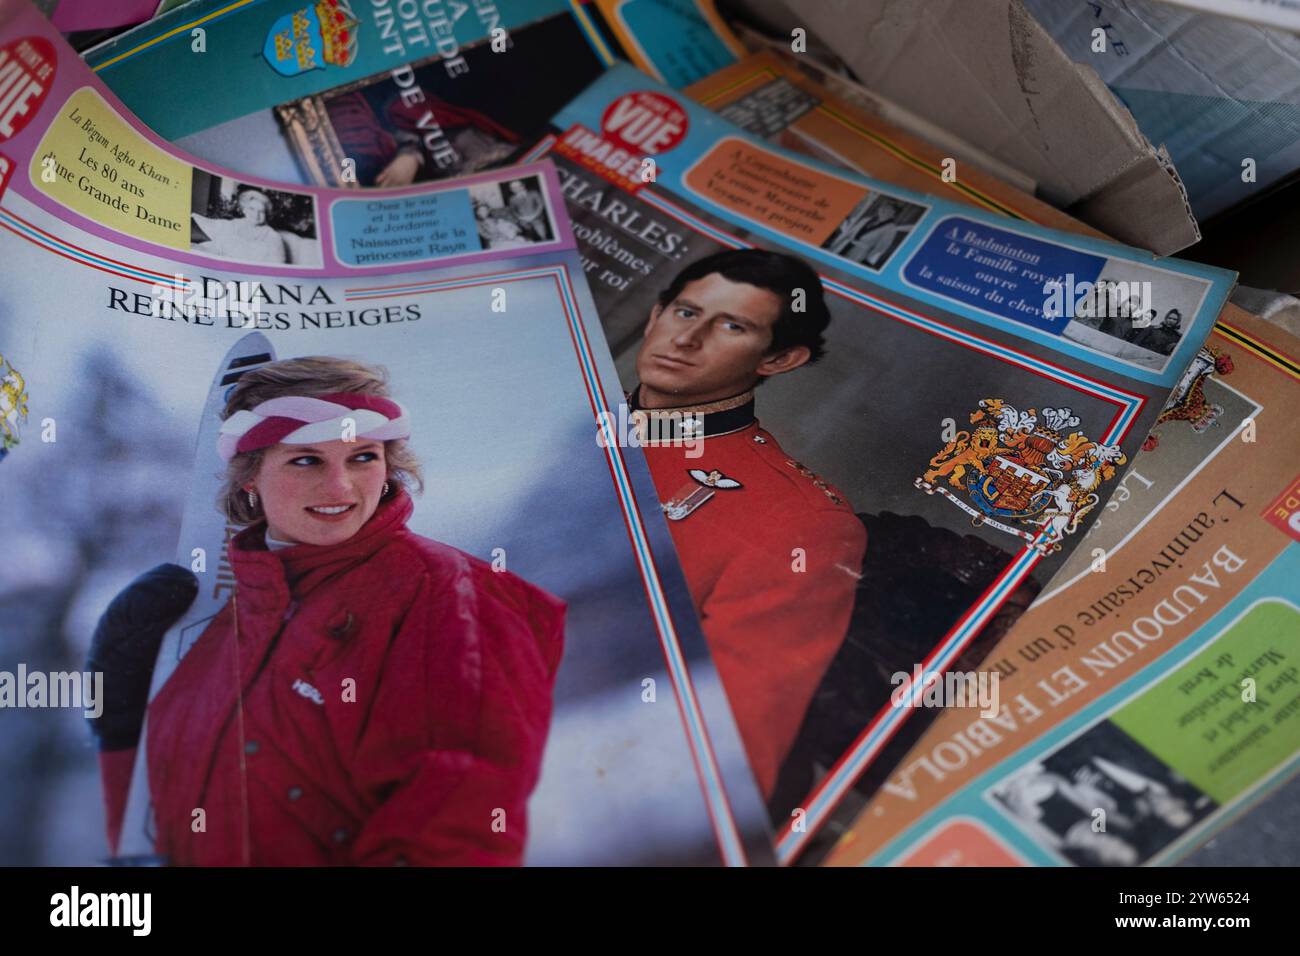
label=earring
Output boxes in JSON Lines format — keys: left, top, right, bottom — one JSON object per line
{"left": 247, "top": 490, "right": 258, "bottom": 510}
{"left": 382, "top": 481, "right": 390, "bottom": 497}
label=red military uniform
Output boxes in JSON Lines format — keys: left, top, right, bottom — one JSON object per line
{"left": 629, "top": 389, "right": 867, "bottom": 799}
{"left": 99, "top": 489, "right": 565, "bottom": 866}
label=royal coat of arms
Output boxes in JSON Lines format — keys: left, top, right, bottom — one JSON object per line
{"left": 263, "top": 0, "right": 360, "bottom": 77}
{"left": 0, "top": 353, "right": 28, "bottom": 462}
{"left": 915, "top": 398, "right": 1127, "bottom": 553}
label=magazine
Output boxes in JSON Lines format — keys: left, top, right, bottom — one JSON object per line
{"left": 519, "top": 62, "right": 1238, "bottom": 863}
{"left": 689, "top": 53, "right": 1300, "bottom": 865}
{"left": 823, "top": 309, "right": 1300, "bottom": 865}
{"left": 0, "top": 2, "right": 770, "bottom": 865}
{"left": 82, "top": 0, "right": 740, "bottom": 185}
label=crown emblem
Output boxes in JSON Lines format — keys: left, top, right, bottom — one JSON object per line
{"left": 263, "top": 0, "right": 359, "bottom": 77}
{"left": 316, "top": 0, "right": 359, "bottom": 67}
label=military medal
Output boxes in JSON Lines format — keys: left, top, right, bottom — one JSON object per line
{"left": 662, "top": 469, "right": 742, "bottom": 521}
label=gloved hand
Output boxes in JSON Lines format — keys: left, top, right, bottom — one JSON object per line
{"left": 86, "top": 563, "right": 198, "bottom": 751}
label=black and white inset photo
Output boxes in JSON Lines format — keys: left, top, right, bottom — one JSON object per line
{"left": 469, "top": 175, "right": 556, "bottom": 251}
{"left": 821, "top": 191, "right": 927, "bottom": 269}
{"left": 189, "top": 171, "right": 322, "bottom": 266}
{"left": 1063, "top": 262, "right": 1212, "bottom": 370}
{"left": 989, "top": 720, "right": 1216, "bottom": 866}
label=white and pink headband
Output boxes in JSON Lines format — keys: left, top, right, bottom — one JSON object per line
{"left": 217, "top": 392, "right": 410, "bottom": 461}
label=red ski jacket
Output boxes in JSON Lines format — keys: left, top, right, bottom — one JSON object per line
{"left": 100, "top": 490, "right": 565, "bottom": 866}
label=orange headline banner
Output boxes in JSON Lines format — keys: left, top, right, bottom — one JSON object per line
{"left": 683, "top": 136, "right": 864, "bottom": 247}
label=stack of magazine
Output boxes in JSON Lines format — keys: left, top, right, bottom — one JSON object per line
{"left": 0, "top": 0, "right": 1294, "bottom": 868}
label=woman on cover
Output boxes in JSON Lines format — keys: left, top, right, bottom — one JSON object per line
{"left": 89, "top": 357, "right": 565, "bottom": 866}
{"left": 191, "top": 188, "right": 316, "bottom": 265}
{"left": 473, "top": 200, "right": 529, "bottom": 249}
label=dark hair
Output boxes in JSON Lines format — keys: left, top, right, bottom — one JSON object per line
{"left": 656, "top": 249, "right": 832, "bottom": 364}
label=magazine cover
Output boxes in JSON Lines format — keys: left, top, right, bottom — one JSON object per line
{"left": 0, "top": 0, "right": 771, "bottom": 865}
{"left": 689, "top": 47, "right": 1299, "bottom": 862}
{"left": 825, "top": 313, "right": 1300, "bottom": 866}
{"left": 517, "top": 62, "right": 1237, "bottom": 864}
{"left": 83, "top": 0, "right": 740, "bottom": 185}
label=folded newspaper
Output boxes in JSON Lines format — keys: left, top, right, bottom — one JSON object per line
{"left": 0, "top": 0, "right": 772, "bottom": 865}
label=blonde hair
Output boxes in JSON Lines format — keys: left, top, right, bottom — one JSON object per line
{"left": 218, "top": 356, "right": 424, "bottom": 525}
{"left": 237, "top": 189, "right": 271, "bottom": 211}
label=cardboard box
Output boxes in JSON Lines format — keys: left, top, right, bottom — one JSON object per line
{"left": 1025, "top": 0, "right": 1300, "bottom": 222}
{"left": 725, "top": 0, "right": 1202, "bottom": 254}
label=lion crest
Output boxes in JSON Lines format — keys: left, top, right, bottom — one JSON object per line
{"left": 915, "top": 398, "right": 1123, "bottom": 553}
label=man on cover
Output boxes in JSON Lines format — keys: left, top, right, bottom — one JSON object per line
{"left": 627, "top": 248, "right": 867, "bottom": 800}
{"left": 1097, "top": 303, "right": 1134, "bottom": 342}
{"left": 1125, "top": 308, "right": 1158, "bottom": 341}
{"left": 842, "top": 200, "right": 906, "bottom": 268}
{"left": 506, "top": 179, "right": 548, "bottom": 241}
{"left": 1130, "top": 308, "right": 1184, "bottom": 356}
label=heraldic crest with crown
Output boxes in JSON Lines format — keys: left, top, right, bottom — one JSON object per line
{"left": 263, "top": 0, "right": 360, "bottom": 76}
{"left": 915, "top": 398, "right": 1127, "bottom": 553}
